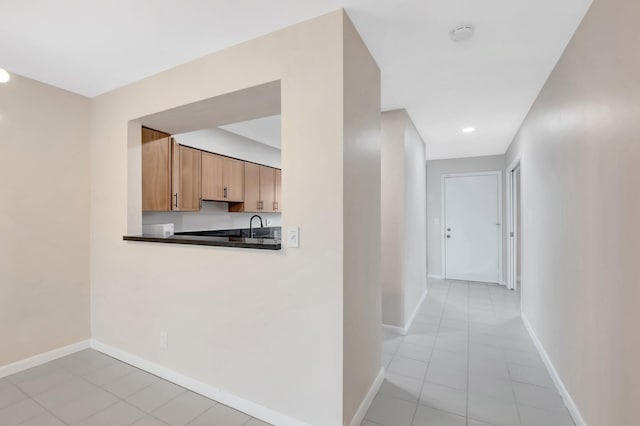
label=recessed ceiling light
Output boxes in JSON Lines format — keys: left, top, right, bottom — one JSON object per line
{"left": 462, "top": 127, "right": 476, "bottom": 133}
{"left": 450, "top": 25, "right": 475, "bottom": 43}
{"left": 0, "top": 68, "right": 10, "bottom": 83}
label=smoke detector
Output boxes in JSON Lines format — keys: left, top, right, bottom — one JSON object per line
{"left": 450, "top": 25, "right": 475, "bottom": 42}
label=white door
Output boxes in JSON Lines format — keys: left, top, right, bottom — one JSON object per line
{"left": 444, "top": 173, "right": 501, "bottom": 283}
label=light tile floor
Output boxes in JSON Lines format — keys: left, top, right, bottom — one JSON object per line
{"left": 0, "top": 349, "right": 271, "bottom": 426}
{"left": 1, "top": 279, "right": 575, "bottom": 426}
{"left": 364, "top": 278, "right": 575, "bottom": 426}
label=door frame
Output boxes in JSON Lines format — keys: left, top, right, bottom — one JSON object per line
{"left": 441, "top": 171, "right": 503, "bottom": 284}
{"left": 505, "top": 155, "right": 522, "bottom": 291}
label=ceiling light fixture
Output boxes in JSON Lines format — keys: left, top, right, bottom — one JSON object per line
{"left": 0, "top": 68, "right": 10, "bottom": 83}
{"left": 462, "top": 127, "right": 476, "bottom": 133}
{"left": 450, "top": 25, "right": 475, "bottom": 43}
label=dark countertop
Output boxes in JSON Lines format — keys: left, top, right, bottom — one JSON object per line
{"left": 123, "top": 227, "right": 281, "bottom": 250}
{"left": 177, "top": 226, "right": 281, "bottom": 239}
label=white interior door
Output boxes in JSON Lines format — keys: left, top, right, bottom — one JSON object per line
{"left": 444, "top": 173, "right": 501, "bottom": 283}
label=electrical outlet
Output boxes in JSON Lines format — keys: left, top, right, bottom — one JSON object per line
{"left": 160, "top": 331, "right": 168, "bottom": 350}
{"left": 266, "top": 218, "right": 272, "bottom": 226}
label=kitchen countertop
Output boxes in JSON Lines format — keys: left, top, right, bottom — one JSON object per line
{"left": 176, "top": 226, "right": 281, "bottom": 239}
{"left": 124, "top": 226, "right": 281, "bottom": 250}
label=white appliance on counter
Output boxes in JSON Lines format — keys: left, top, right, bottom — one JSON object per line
{"left": 142, "top": 223, "right": 174, "bottom": 238}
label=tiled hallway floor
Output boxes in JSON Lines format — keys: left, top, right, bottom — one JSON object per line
{"left": 0, "top": 349, "right": 270, "bottom": 426}
{"left": 1, "top": 280, "right": 574, "bottom": 426}
{"left": 364, "top": 279, "right": 575, "bottom": 426}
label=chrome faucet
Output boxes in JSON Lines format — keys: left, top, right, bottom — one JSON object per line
{"left": 249, "top": 215, "right": 263, "bottom": 238}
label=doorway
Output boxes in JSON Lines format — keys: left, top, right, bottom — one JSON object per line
{"left": 442, "top": 172, "right": 502, "bottom": 283}
{"left": 506, "top": 159, "right": 522, "bottom": 291}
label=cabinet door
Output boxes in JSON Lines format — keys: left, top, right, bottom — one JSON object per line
{"left": 260, "top": 166, "right": 276, "bottom": 213}
{"left": 201, "top": 152, "right": 224, "bottom": 201}
{"left": 243, "top": 162, "right": 261, "bottom": 212}
{"left": 172, "top": 142, "right": 202, "bottom": 211}
{"left": 142, "top": 129, "right": 171, "bottom": 211}
{"left": 274, "top": 169, "right": 282, "bottom": 212}
{"left": 222, "top": 157, "right": 244, "bottom": 202}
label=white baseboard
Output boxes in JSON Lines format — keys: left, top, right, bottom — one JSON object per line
{"left": 404, "top": 289, "right": 428, "bottom": 334}
{"left": 90, "top": 340, "right": 309, "bottom": 426}
{"left": 348, "top": 368, "right": 384, "bottom": 426}
{"left": 521, "top": 315, "right": 586, "bottom": 426}
{"left": 427, "top": 274, "right": 443, "bottom": 279}
{"left": 382, "top": 289, "right": 428, "bottom": 336}
{"left": 381, "top": 324, "right": 406, "bottom": 335}
{"left": 0, "top": 340, "right": 90, "bottom": 378}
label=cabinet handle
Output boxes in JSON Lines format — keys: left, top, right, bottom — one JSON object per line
{"left": 274, "top": 201, "right": 278, "bottom": 210}
{"left": 173, "top": 193, "right": 178, "bottom": 208}
{"left": 258, "top": 200, "right": 263, "bottom": 210}
{"left": 223, "top": 187, "right": 228, "bottom": 198}
{"left": 199, "top": 197, "right": 202, "bottom": 208}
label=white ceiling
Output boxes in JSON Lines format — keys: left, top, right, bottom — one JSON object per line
{"left": 220, "top": 115, "right": 281, "bottom": 149}
{"left": 0, "top": 0, "right": 592, "bottom": 159}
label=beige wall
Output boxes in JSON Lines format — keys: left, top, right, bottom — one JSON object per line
{"left": 426, "top": 155, "right": 506, "bottom": 279}
{"left": 0, "top": 74, "right": 90, "bottom": 366}
{"left": 342, "top": 16, "right": 382, "bottom": 426}
{"left": 403, "top": 122, "right": 427, "bottom": 325}
{"left": 380, "top": 110, "right": 427, "bottom": 328}
{"left": 89, "top": 11, "right": 379, "bottom": 426}
{"left": 504, "top": 0, "right": 639, "bottom": 423}
{"left": 380, "top": 111, "right": 405, "bottom": 325}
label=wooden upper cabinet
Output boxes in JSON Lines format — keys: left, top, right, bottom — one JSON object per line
{"left": 142, "top": 128, "right": 171, "bottom": 211}
{"left": 201, "top": 152, "right": 224, "bottom": 201}
{"left": 240, "top": 162, "right": 261, "bottom": 212}
{"left": 172, "top": 140, "right": 202, "bottom": 211}
{"left": 202, "top": 153, "right": 244, "bottom": 202}
{"left": 142, "top": 126, "right": 275, "bottom": 214}
{"left": 260, "top": 166, "right": 276, "bottom": 213}
{"left": 274, "top": 169, "right": 282, "bottom": 212}
{"left": 230, "top": 164, "right": 280, "bottom": 213}
{"left": 223, "top": 157, "right": 244, "bottom": 202}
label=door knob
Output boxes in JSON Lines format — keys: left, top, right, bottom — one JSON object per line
{"left": 447, "top": 228, "right": 451, "bottom": 231}
{"left": 446, "top": 235, "right": 451, "bottom": 239}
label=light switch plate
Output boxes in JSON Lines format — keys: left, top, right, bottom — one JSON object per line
{"left": 287, "top": 227, "right": 299, "bottom": 248}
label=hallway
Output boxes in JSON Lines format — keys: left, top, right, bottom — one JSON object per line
{"left": 364, "top": 279, "right": 574, "bottom": 426}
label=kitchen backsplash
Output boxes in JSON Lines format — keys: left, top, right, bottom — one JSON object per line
{"left": 143, "top": 201, "right": 282, "bottom": 232}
